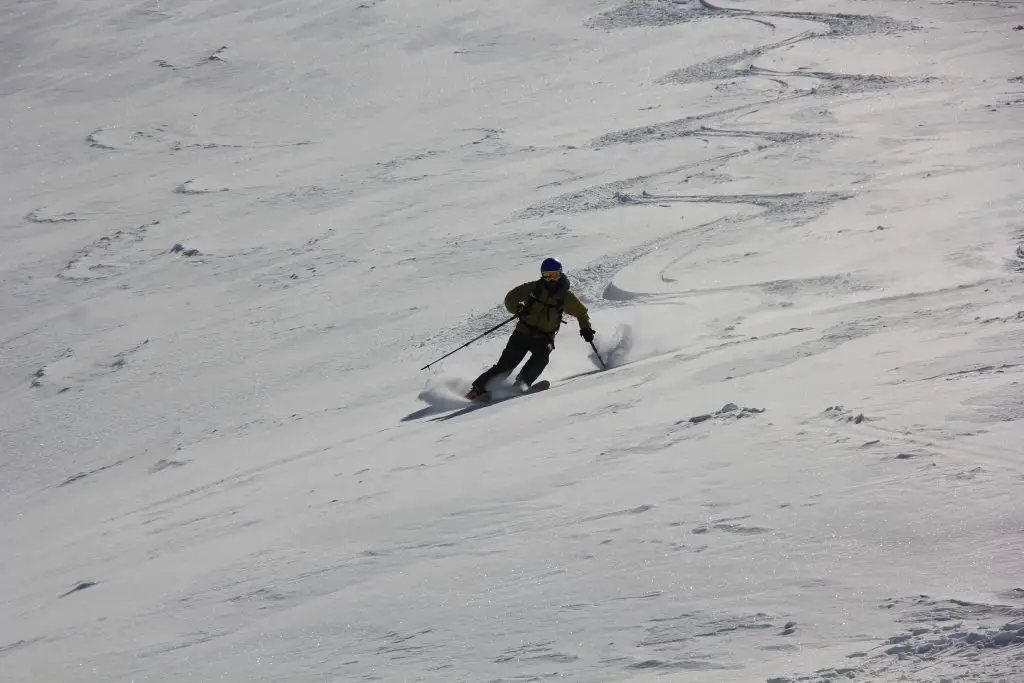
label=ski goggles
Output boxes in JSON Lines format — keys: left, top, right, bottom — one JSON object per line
{"left": 541, "top": 270, "right": 562, "bottom": 281}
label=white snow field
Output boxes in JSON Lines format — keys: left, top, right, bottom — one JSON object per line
{"left": 2, "top": 0, "right": 1023, "bottom": 681}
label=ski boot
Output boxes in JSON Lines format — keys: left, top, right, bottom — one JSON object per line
{"left": 466, "top": 386, "right": 489, "bottom": 402}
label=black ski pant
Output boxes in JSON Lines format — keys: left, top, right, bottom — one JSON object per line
{"left": 472, "top": 330, "right": 552, "bottom": 391}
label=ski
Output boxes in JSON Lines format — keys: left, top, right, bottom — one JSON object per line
{"left": 469, "top": 380, "right": 550, "bottom": 404}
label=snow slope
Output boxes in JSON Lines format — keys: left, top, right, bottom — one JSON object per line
{"left": 2, "top": 0, "right": 1023, "bottom": 681}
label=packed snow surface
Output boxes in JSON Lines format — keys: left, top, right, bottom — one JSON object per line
{"left": 2, "top": 0, "right": 1023, "bottom": 681}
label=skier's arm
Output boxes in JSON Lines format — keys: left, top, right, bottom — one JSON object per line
{"left": 504, "top": 282, "right": 536, "bottom": 314}
{"left": 564, "top": 292, "right": 592, "bottom": 330}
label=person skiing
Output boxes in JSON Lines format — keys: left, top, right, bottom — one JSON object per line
{"left": 467, "top": 257, "right": 595, "bottom": 400}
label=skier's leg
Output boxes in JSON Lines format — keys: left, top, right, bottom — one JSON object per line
{"left": 471, "top": 332, "right": 530, "bottom": 392}
{"left": 516, "top": 337, "right": 553, "bottom": 387}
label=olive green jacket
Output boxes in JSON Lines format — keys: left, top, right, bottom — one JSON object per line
{"left": 504, "top": 280, "right": 592, "bottom": 339}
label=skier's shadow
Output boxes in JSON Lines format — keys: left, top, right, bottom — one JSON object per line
{"left": 427, "top": 403, "right": 490, "bottom": 422}
{"left": 401, "top": 397, "right": 488, "bottom": 422}
{"left": 401, "top": 406, "right": 445, "bottom": 422}
{"left": 403, "top": 370, "right": 607, "bottom": 423}
{"left": 399, "top": 400, "right": 493, "bottom": 423}
{"left": 426, "top": 390, "right": 532, "bottom": 422}
{"left": 397, "top": 397, "right": 493, "bottom": 419}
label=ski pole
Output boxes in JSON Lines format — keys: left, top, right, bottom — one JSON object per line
{"left": 420, "top": 314, "right": 518, "bottom": 371}
{"left": 590, "top": 340, "right": 607, "bottom": 369}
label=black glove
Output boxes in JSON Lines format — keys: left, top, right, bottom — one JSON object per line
{"left": 515, "top": 302, "right": 528, "bottom": 317}
{"left": 580, "top": 328, "right": 595, "bottom": 343}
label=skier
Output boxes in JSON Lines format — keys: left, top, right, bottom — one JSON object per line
{"left": 467, "top": 257, "right": 595, "bottom": 400}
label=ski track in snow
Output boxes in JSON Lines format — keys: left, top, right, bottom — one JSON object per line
{"left": 2, "top": 0, "right": 1023, "bottom": 681}
{"left": 452, "top": 1, "right": 936, "bottom": 348}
